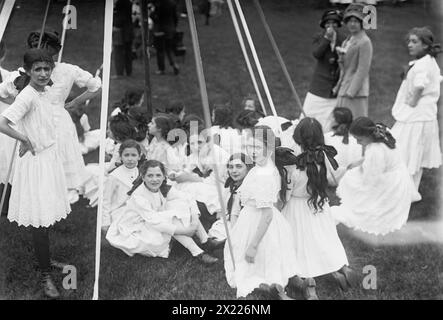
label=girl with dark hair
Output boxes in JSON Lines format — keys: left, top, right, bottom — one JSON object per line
{"left": 331, "top": 117, "right": 420, "bottom": 236}
{"left": 282, "top": 117, "right": 354, "bottom": 300}
{"left": 207, "top": 153, "right": 254, "bottom": 242}
{"left": 391, "top": 26, "right": 442, "bottom": 198}
{"left": 101, "top": 139, "right": 141, "bottom": 231}
{"left": 224, "top": 125, "right": 298, "bottom": 299}
{"left": 106, "top": 160, "right": 218, "bottom": 264}
{"left": 324, "top": 107, "right": 362, "bottom": 185}
{"left": 145, "top": 115, "right": 182, "bottom": 172}
{"left": 0, "top": 49, "right": 71, "bottom": 298}
{"left": 111, "top": 88, "right": 144, "bottom": 117}
{"left": 211, "top": 104, "right": 242, "bottom": 155}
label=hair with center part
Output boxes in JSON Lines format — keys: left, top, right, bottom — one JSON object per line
{"left": 292, "top": 117, "right": 329, "bottom": 212}
{"left": 119, "top": 139, "right": 142, "bottom": 156}
{"left": 23, "top": 48, "right": 55, "bottom": 72}
{"left": 127, "top": 160, "right": 171, "bottom": 197}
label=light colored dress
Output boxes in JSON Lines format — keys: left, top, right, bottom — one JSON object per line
{"left": 106, "top": 184, "right": 195, "bottom": 258}
{"left": 331, "top": 142, "right": 420, "bottom": 235}
{"left": 210, "top": 125, "right": 242, "bottom": 156}
{"left": 1, "top": 85, "right": 71, "bottom": 227}
{"left": 324, "top": 131, "right": 362, "bottom": 186}
{"left": 102, "top": 165, "right": 139, "bottom": 228}
{"left": 144, "top": 137, "right": 183, "bottom": 173}
{"left": 224, "top": 158, "right": 298, "bottom": 298}
{"left": 391, "top": 54, "right": 442, "bottom": 175}
{"left": 282, "top": 166, "right": 349, "bottom": 278}
{"left": 78, "top": 114, "right": 100, "bottom": 155}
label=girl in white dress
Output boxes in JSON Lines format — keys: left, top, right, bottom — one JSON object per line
{"left": 224, "top": 125, "right": 299, "bottom": 299}
{"left": 102, "top": 140, "right": 141, "bottom": 231}
{"left": 2, "top": 31, "right": 102, "bottom": 203}
{"left": 0, "top": 49, "right": 71, "bottom": 299}
{"left": 324, "top": 107, "right": 362, "bottom": 186}
{"left": 208, "top": 153, "right": 254, "bottom": 242}
{"left": 106, "top": 160, "right": 218, "bottom": 264}
{"left": 391, "top": 27, "right": 442, "bottom": 198}
{"left": 210, "top": 104, "right": 242, "bottom": 155}
{"left": 331, "top": 117, "right": 420, "bottom": 236}
{"left": 283, "top": 117, "right": 356, "bottom": 300}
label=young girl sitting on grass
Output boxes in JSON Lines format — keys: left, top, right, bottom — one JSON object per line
{"left": 102, "top": 139, "right": 142, "bottom": 231}
{"left": 106, "top": 160, "right": 218, "bottom": 264}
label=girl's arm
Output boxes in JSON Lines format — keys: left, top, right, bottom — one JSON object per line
{"left": 65, "top": 90, "right": 101, "bottom": 110}
{"left": 245, "top": 207, "right": 273, "bottom": 263}
{"left": 0, "top": 116, "right": 34, "bottom": 156}
{"left": 406, "top": 87, "right": 425, "bottom": 108}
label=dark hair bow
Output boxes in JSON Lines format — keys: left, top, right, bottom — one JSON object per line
{"left": 13, "top": 70, "right": 53, "bottom": 93}
{"left": 295, "top": 144, "right": 339, "bottom": 170}
{"left": 275, "top": 146, "right": 298, "bottom": 167}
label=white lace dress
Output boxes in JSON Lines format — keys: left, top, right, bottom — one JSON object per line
{"left": 224, "top": 158, "right": 298, "bottom": 298}
{"left": 1, "top": 85, "right": 71, "bottom": 227}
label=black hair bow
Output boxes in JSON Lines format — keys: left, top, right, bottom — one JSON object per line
{"left": 295, "top": 145, "right": 339, "bottom": 170}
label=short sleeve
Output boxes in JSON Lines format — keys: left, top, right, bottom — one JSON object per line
{"left": 0, "top": 70, "right": 20, "bottom": 99}
{"left": 241, "top": 167, "right": 280, "bottom": 208}
{"left": 412, "top": 68, "right": 429, "bottom": 89}
{"left": 1, "top": 92, "right": 32, "bottom": 124}
{"left": 72, "top": 65, "right": 102, "bottom": 92}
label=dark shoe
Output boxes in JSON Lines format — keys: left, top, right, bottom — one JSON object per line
{"left": 332, "top": 271, "right": 349, "bottom": 291}
{"left": 270, "top": 283, "right": 295, "bottom": 300}
{"left": 41, "top": 272, "right": 60, "bottom": 299}
{"left": 173, "top": 65, "right": 179, "bottom": 75}
{"left": 195, "top": 252, "right": 218, "bottom": 265}
{"left": 302, "top": 278, "right": 319, "bottom": 300}
{"left": 200, "top": 237, "right": 225, "bottom": 252}
{"left": 286, "top": 275, "right": 304, "bottom": 298}
{"left": 339, "top": 265, "right": 360, "bottom": 288}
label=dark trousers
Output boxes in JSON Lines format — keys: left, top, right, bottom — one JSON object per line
{"left": 31, "top": 227, "right": 51, "bottom": 273}
{"left": 114, "top": 42, "right": 133, "bottom": 76}
{"left": 154, "top": 34, "right": 176, "bottom": 72}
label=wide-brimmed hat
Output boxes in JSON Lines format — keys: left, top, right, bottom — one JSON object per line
{"left": 320, "top": 9, "right": 343, "bottom": 28}
{"left": 343, "top": 3, "right": 365, "bottom": 23}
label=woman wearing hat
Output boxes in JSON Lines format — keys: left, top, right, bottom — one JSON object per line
{"left": 303, "top": 9, "right": 346, "bottom": 133}
{"left": 390, "top": 27, "right": 442, "bottom": 198}
{"left": 335, "top": 3, "right": 373, "bottom": 118}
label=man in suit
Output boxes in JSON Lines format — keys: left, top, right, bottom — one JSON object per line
{"left": 113, "top": 0, "right": 134, "bottom": 78}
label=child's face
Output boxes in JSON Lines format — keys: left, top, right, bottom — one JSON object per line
{"left": 143, "top": 166, "right": 165, "bottom": 192}
{"left": 244, "top": 99, "right": 256, "bottom": 111}
{"left": 352, "top": 134, "right": 372, "bottom": 147}
{"left": 148, "top": 118, "right": 159, "bottom": 136}
{"left": 27, "top": 61, "right": 52, "bottom": 90}
{"left": 246, "top": 137, "right": 268, "bottom": 165}
{"left": 227, "top": 159, "right": 248, "bottom": 182}
{"left": 407, "top": 34, "right": 428, "bottom": 58}
{"left": 121, "top": 147, "right": 141, "bottom": 169}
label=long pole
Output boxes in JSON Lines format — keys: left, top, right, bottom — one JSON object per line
{"left": 252, "top": 0, "right": 305, "bottom": 117}
{"left": 57, "top": 0, "right": 71, "bottom": 63}
{"left": 92, "top": 0, "right": 114, "bottom": 300}
{"left": 140, "top": 0, "right": 152, "bottom": 118}
{"left": 0, "top": 0, "right": 16, "bottom": 43}
{"left": 185, "top": 0, "right": 235, "bottom": 271}
{"left": 226, "top": 0, "right": 266, "bottom": 116}
{"left": 38, "top": 0, "right": 52, "bottom": 48}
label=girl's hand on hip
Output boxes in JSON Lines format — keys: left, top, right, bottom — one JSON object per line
{"left": 19, "top": 137, "right": 35, "bottom": 157}
{"left": 245, "top": 245, "right": 257, "bottom": 264}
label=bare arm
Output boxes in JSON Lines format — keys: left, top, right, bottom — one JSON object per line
{"left": 65, "top": 89, "right": 101, "bottom": 110}
{"left": 0, "top": 115, "right": 34, "bottom": 156}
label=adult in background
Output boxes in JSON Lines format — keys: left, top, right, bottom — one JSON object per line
{"left": 152, "top": 0, "right": 180, "bottom": 75}
{"left": 113, "top": 0, "right": 134, "bottom": 78}
{"left": 335, "top": 3, "right": 373, "bottom": 118}
{"left": 303, "top": 9, "right": 346, "bottom": 132}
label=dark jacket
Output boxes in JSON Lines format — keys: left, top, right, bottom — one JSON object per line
{"left": 114, "top": 0, "right": 134, "bottom": 43}
{"left": 308, "top": 30, "right": 346, "bottom": 99}
{"left": 152, "top": 0, "right": 178, "bottom": 38}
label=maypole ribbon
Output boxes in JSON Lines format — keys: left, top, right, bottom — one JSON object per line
{"left": 0, "top": 0, "right": 16, "bottom": 43}
{"left": 252, "top": 0, "right": 306, "bottom": 117}
{"left": 226, "top": 0, "right": 266, "bottom": 116}
{"left": 38, "top": 0, "right": 52, "bottom": 48}
{"left": 92, "top": 0, "right": 113, "bottom": 300}
{"left": 185, "top": 0, "right": 236, "bottom": 271}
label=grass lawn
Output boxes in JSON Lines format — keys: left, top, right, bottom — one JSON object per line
{"left": 1, "top": 0, "right": 442, "bottom": 300}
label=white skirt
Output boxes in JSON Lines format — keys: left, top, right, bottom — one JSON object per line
{"left": 332, "top": 165, "right": 416, "bottom": 236}
{"left": 79, "top": 129, "right": 101, "bottom": 155}
{"left": 303, "top": 92, "right": 336, "bottom": 132}
{"left": 208, "top": 219, "right": 232, "bottom": 241}
{"left": 224, "top": 205, "right": 298, "bottom": 298}
{"left": 282, "top": 197, "right": 348, "bottom": 278}
{"left": 55, "top": 108, "right": 89, "bottom": 189}
{"left": 0, "top": 134, "right": 17, "bottom": 184}
{"left": 8, "top": 145, "right": 71, "bottom": 228}
{"left": 391, "top": 120, "right": 442, "bottom": 175}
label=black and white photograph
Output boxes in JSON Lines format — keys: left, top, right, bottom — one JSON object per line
{"left": 0, "top": 0, "right": 442, "bottom": 303}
